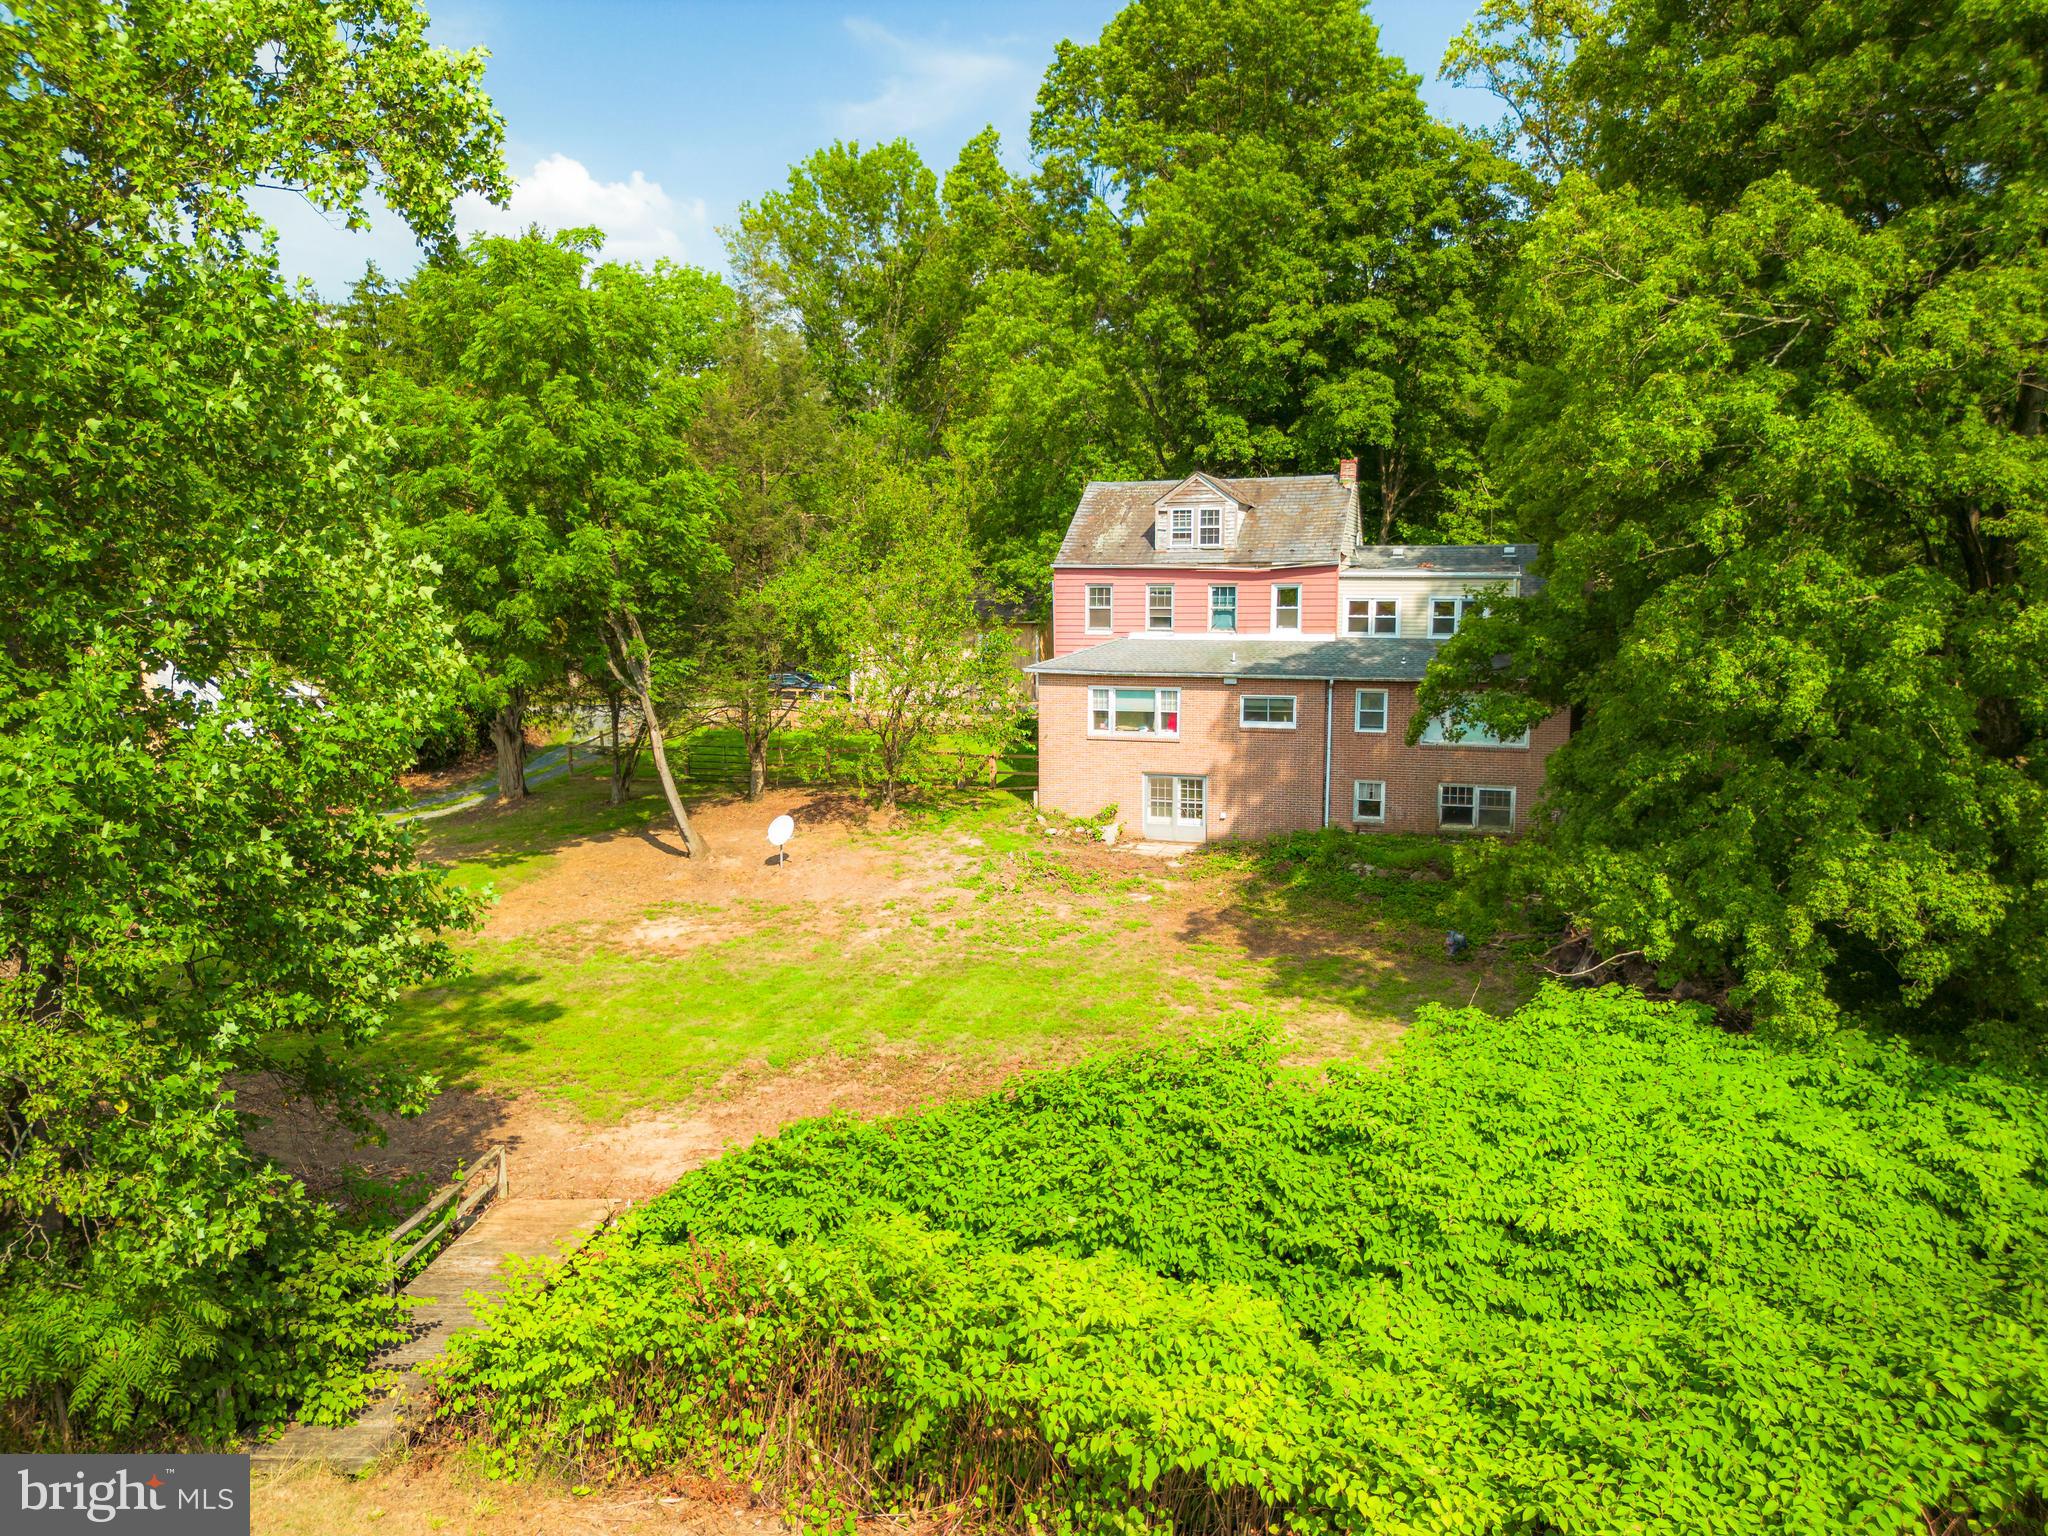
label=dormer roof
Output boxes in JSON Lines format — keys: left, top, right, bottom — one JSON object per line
{"left": 1056, "top": 472, "right": 1356, "bottom": 568}
{"left": 1151, "top": 472, "right": 1250, "bottom": 510}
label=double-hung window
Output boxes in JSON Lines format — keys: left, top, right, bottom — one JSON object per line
{"left": 1273, "top": 585, "right": 1302, "bottom": 631}
{"left": 1355, "top": 689, "right": 1388, "bottom": 733}
{"left": 1085, "top": 584, "right": 1113, "bottom": 633}
{"left": 1240, "top": 694, "right": 1297, "bottom": 729}
{"left": 1431, "top": 597, "right": 1484, "bottom": 637}
{"left": 1168, "top": 508, "right": 1195, "bottom": 548}
{"left": 1353, "top": 780, "right": 1386, "bottom": 823}
{"left": 1199, "top": 507, "right": 1222, "bottom": 547}
{"left": 1438, "top": 784, "right": 1514, "bottom": 830}
{"left": 1089, "top": 686, "right": 1179, "bottom": 737}
{"left": 1209, "top": 585, "right": 1238, "bottom": 631}
{"left": 1347, "top": 598, "right": 1398, "bottom": 635}
{"left": 1147, "top": 584, "right": 1175, "bottom": 630}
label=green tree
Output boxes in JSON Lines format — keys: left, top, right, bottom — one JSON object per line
{"left": 355, "top": 229, "right": 735, "bottom": 854}
{"left": 1028, "top": 0, "right": 1521, "bottom": 542}
{"left": 1421, "top": 0, "right": 2048, "bottom": 1043}
{"left": 687, "top": 320, "right": 842, "bottom": 800}
{"left": 0, "top": 0, "right": 503, "bottom": 1442}
{"left": 794, "top": 459, "right": 1019, "bottom": 807}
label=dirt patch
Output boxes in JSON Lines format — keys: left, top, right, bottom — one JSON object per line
{"left": 253, "top": 1459, "right": 787, "bottom": 1536}
{"left": 245, "top": 1045, "right": 1032, "bottom": 1206}
{"left": 478, "top": 787, "right": 964, "bottom": 946}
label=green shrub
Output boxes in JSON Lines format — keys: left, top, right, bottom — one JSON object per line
{"left": 430, "top": 988, "right": 2048, "bottom": 1532}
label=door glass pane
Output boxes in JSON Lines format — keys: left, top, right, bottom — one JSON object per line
{"left": 1147, "top": 777, "right": 1174, "bottom": 821}
{"left": 1177, "top": 777, "right": 1205, "bottom": 823}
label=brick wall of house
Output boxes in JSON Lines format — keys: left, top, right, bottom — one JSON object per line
{"left": 1329, "top": 681, "right": 1568, "bottom": 834}
{"left": 1050, "top": 566, "right": 1341, "bottom": 656}
{"left": 1036, "top": 675, "right": 1570, "bottom": 840}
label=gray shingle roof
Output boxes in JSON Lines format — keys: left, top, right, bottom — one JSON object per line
{"left": 1349, "top": 544, "right": 1536, "bottom": 574}
{"left": 1026, "top": 635, "right": 1444, "bottom": 682}
{"left": 1055, "top": 475, "right": 1356, "bottom": 567}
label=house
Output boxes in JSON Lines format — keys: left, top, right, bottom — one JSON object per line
{"left": 1024, "top": 462, "right": 1568, "bottom": 842}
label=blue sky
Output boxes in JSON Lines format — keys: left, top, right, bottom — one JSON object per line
{"left": 258, "top": 1, "right": 1496, "bottom": 298}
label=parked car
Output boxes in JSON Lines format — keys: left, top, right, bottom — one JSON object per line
{"left": 769, "top": 671, "right": 837, "bottom": 698}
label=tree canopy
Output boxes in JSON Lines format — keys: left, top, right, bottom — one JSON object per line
{"left": 1420, "top": 0, "right": 2048, "bottom": 1042}
{"left": 0, "top": 0, "right": 506, "bottom": 1441}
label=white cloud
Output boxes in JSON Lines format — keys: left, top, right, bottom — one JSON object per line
{"left": 456, "top": 153, "right": 711, "bottom": 267}
{"left": 835, "top": 18, "right": 1031, "bottom": 139}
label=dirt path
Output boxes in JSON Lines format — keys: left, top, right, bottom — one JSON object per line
{"left": 246, "top": 1043, "right": 1030, "bottom": 1205}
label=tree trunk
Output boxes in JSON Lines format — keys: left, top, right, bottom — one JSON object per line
{"left": 606, "top": 608, "right": 702, "bottom": 857}
{"left": 747, "top": 735, "right": 768, "bottom": 801}
{"left": 489, "top": 688, "right": 527, "bottom": 803}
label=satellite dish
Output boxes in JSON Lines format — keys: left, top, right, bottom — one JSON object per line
{"left": 767, "top": 813, "right": 795, "bottom": 865}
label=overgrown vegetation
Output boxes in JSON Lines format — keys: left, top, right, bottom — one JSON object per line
{"left": 430, "top": 987, "right": 2048, "bottom": 1533}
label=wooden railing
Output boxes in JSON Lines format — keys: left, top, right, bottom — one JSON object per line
{"left": 387, "top": 1144, "right": 507, "bottom": 1292}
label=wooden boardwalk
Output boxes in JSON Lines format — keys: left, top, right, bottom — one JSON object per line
{"left": 252, "top": 1197, "right": 614, "bottom": 1472}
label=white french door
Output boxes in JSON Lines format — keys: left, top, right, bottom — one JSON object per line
{"left": 1141, "top": 774, "right": 1207, "bottom": 842}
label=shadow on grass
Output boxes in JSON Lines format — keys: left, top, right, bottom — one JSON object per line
{"left": 1177, "top": 832, "right": 1537, "bottom": 1026}
{"left": 380, "top": 966, "right": 561, "bottom": 1092}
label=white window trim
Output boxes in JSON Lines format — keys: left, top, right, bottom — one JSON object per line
{"left": 1088, "top": 686, "right": 1180, "bottom": 740}
{"left": 1354, "top": 688, "right": 1389, "bottom": 734}
{"left": 1239, "top": 694, "right": 1299, "bottom": 730}
{"left": 1418, "top": 711, "right": 1530, "bottom": 749}
{"left": 1167, "top": 508, "right": 1195, "bottom": 549}
{"left": 1346, "top": 597, "right": 1400, "bottom": 637}
{"left": 1146, "top": 584, "right": 1175, "bottom": 631}
{"left": 1145, "top": 773, "right": 1207, "bottom": 827}
{"left": 1198, "top": 506, "right": 1223, "bottom": 547}
{"left": 1352, "top": 780, "right": 1387, "bottom": 824}
{"left": 1084, "top": 584, "right": 1113, "bottom": 635}
{"left": 1438, "top": 783, "right": 1516, "bottom": 831}
{"left": 1271, "top": 584, "right": 1304, "bottom": 632}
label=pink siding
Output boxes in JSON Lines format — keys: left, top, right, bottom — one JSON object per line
{"left": 1051, "top": 566, "right": 1341, "bottom": 656}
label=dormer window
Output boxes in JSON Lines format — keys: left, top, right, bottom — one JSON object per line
{"left": 1169, "top": 508, "right": 1194, "bottom": 547}
{"left": 1198, "top": 507, "right": 1222, "bottom": 547}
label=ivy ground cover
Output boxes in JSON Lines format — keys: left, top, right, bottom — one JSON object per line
{"left": 430, "top": 987, "right": 2048, "bottom": 1534}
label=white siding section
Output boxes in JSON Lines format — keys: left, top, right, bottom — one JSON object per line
{"left": 1337, "top": 573, "right": 1518, "bottom": 638}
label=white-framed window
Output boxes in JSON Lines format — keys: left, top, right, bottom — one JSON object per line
{"left": 1199, "top": 506, "right": 1222, "bottom": 547}
{"left": 1418, "top": 712, "right": 1529, "bottom": 749}
{"left": 1209, "top": 584, "right": 1237, "bottom": 631}
{"left": 1439, "top": 784, "right": 1514, "bottom": 830}
{"left": 1089, "top": 686, "right": 1180, "bottom": 737}
{"left": 1240, "top": 694, "right": 1297, "bottom": 729}
{"left": 1347, "top": 598, "right": 1398, "bottom": 636}
{"left": 1085, "top": 584, "right": 1113, "bottom": 633}
{"left": 1168, "top": 508, "right": 1195, "bottom": 547}
{"left": 1355, "top": 688, "right": 1388, "bottom": 733}
{"left": 1353, "top": 780, "right": 1386, "bottom": 823}
{"left": 1273, "top": 585, "right": 1302, "bottom": 631}
{"left": 1147, "top": 584, "right": 1175, "bottom": 631}
{"left": 1431, "top": 596, "right": 1485, "bottom": 637}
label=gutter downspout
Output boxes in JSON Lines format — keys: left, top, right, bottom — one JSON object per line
{"left": 1321, "top": 678, "right": 1334, "bottom": 829}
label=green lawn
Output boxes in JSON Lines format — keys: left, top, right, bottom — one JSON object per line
{"left": 382, "top": 770, "right": 1528, "bottom": 1120}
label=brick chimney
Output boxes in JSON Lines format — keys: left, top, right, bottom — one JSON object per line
{"left": 1338, "top": 457, "right": 1358, "bottom": 487}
